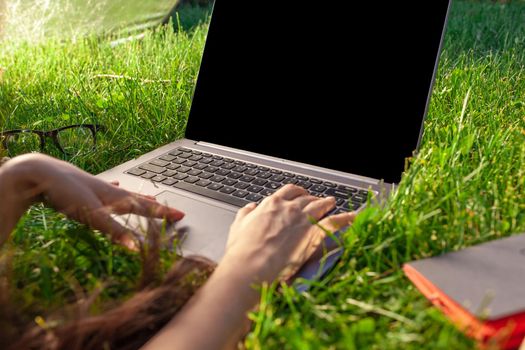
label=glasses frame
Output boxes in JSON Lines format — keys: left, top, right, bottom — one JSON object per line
{"left": 0, "top": 124, "right": 105, "bottom": 157}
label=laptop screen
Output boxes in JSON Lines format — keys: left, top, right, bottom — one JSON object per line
{"left": 186, "top": 1, "right": 450, "bottom": 184}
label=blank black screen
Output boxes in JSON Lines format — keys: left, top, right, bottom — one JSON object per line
{"left": 186, "top": 1, "right": 450, "bottom": 184}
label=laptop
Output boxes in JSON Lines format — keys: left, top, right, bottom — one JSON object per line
{"left": 97, "top": 1, "right": 452, "bottom": 269}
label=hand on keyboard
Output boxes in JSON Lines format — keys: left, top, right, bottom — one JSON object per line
{"left": 223, "top": 184, "right": 355, "bottom": 283}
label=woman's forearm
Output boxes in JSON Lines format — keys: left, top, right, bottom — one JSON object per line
{"left": 0, "top": 156, "right": 43, "bottom": 244}
{"left": 142, "top": 253, "right": 264, "bottom": 350}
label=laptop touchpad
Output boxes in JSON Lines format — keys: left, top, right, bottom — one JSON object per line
{"left": 155, "top": 190, "right": 237, "bottom": 262}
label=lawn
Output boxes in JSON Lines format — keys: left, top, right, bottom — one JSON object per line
{"left": 1, "top": 1, "right": 525, "bottom": 349}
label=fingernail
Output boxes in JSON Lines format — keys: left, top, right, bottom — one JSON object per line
{"left": 171, "top": 209, "right": 185, "bottom": 220}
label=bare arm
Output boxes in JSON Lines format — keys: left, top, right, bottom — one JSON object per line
{"left": 143, "top": 185, "right": 355, "bottom": 350}
{"left": 0, "top": 154, "right": 185, "bottom": 247}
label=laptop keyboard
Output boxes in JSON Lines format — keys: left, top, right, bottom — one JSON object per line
{"left": 126, "top": 147, "right": 372, "bottom": 213}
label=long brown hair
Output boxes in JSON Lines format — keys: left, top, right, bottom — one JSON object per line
{"left": 0, "top": 230, "right": 215, "bottom": 350}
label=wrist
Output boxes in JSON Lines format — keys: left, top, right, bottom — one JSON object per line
{"left": 0, "top": 159, "right": 31, "bottom": 242}
{"left": 220, "top": 248, "right": 280, "bottom": 284}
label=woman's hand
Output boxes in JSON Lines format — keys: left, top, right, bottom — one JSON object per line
{"left": 0, "top": 154, "right": 184, "bottom": 249}
{"left": 225, "top": 184, "right": 355, "bottom": 283}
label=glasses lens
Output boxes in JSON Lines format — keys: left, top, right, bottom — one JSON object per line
{"left": 4, "top": 132, "right": 41, "bottom": 156}
{"left": 57, "top": 126, "right": 95, "bottom": 156}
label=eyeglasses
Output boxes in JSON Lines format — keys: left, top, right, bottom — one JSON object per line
{"left": 0, "top": 124, "right": 105, "bottom": 157}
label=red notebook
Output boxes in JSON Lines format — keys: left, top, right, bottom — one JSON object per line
{"left": 404, "top": 233, "right": 525, "bottom": 349}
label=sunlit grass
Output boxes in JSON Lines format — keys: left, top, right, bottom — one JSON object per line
{"left": 0, "top": 1, "right": 524, "bottom": 349}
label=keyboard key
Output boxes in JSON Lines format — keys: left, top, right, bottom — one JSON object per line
{"left": 234, "top": 160, "right": 245, "bottom": 166}
{"left": 352, "top": 202, "right": 362, "bottom": 210}
{"left": 323, "top": 181, "right": 336, "bottom": 188}
{"left": 245, "top": 163, "right": 257, "bottom": 168}
{"left": 232, "top": 190, "right": 249, "bottom": 198}
{"left": 234, "top": 182, "right": 250, "bottom": 190}
{"left": 338, "top": 185, "right": 357, "bottom": 193}
{"left": 159, "top": 154, "right": 176, "bottom": 162}
{"left": 216, "top": 169, "right": 231, "bottom": 176}
{"left": 325, "top": 188, "right": 351, "bottom": 199}
{"left": 169, "top": 150, "right": 183, "bottom": 157}
{"left": 228, "top": 172, "right": 242, "bottom": 179}
{"left": 178, "top": 166, "right": 191, "bottom": 173}
{"left": 152, "top": 175, "right": 167, "bottom": 182}
{"left": 173, "top": 158, "right": 187, "bottom": 164}
{"left": 310, "top": 178, "right": 323, "bottom": 184}
{"left": 223, "top": 158, "right": 234, "bottom": 163}
{"left": 233, "top": 166, "right": 247, "bottom": 173}
{"left": 162, "top": 178, "right": 178, "bottom": 186}
{"left": 260, "top": 189, "right": 275, "bottom": 196}
{"left": 177, "top": 147, "right": 192, "bottom": 153}
{"left": 245, "top": 169, "right": 259, "bottom": 176}
{"left": 282, "top": 178, "right": 298, "bottom": 185}
{"left": 179, "top": 152, "right": 192, "bottom": 159}
{"left": 189, "top": 155, "right": 203, "bottom": 161}
{"left": 188, "top": 169, "right": 202, "bottom": 176}
{"left": 210, "top": 175, "right": 226, "bottom": 183}
{"left": 297, "top": 181, "right": 312, "bottom": 189}
{"left": 184, "top": 160, "right": 197, "bottom": 167}
{"left": 219, "top": 187, "right": 236, "bottom": 195}
{"left": 201, "top": 153, "right": 212, "bottom": 158}
{"left": 252, "top": 179, "right": 268, "bottom": 186}
{"left": 204, "top": 166, "right": 219, "bottom": 173}
{"left": 258, "top": 166, "right": 269, "bottom": 171}
{"left": 149, "top": 159, "right": 168, "bottom": 168}
{"left": 212, "top": 155, "right": 223, "bottom": 160}
{"left": 352, "top": 194, "right": 367, "bottom": 203}
{"left": 139, "top": 163, "right": 166, "bottom": 174}
{"left": 257, "top": 172, "right": 271, "bottom": 179}
{"left": 127, "top": 168, "right": 146, "bottom": 176}
{"left": 246, "top": 193, "right": 263, "bottom": 202}
{"left": 166, "top": 164, "right": 181, "bottom": 170}
{"left": 223, "top": 179, "right": 237, "bottom": 186}
{"left": 194, "top": 163, "right": 208, "bottom": 170}
{"left": 283, "top": 172, "right": 295, "bottom": 177}
{"left": 199, "top": 172, "right": 214, "bottom": 179}
{"left": 270, "top": 169, "right": 282, "bottom": 174}
{"left": 359, "top": 189, "right": 369, "bottom": 196}
{"left": 296, "top": 175, "right": 309, "bottom": 181}
{"left": 221, "top": 163, "right": 236, "bottom": 170}
{"left": 211, "top": 160, "right": 225, "bottom": 167}
{"left": 239, "top": 175, "right": 255, "bottom": 183}
{"left": 311, "top": 185, "right": 327, "bottom": 192}
{"left": 173, "top": 173, "right": 188, "bottom": 180}
{"left": 247, "top": 185, "right": 263, "bottom": 193}
{"left": 191, "top": 150, "right": 202, "bottom": 155}
{"left": 199, "top": 158, "right": 213, "bottom": 164}
{"left": 334, "top": 208, "right": 350, "bottom": 214}
{"left": 336, "top": 198, "right": 346, "bottom": 206}
{"left": 196, "top": 180, "right": 212, "bottom": 187}
{"left": 141, "top": 173, "right": 155, "bottom": 179}
{"left": 164, "top": 170, "right": 177, "bottom": 177}
{"left": 207, "top": 183, "right": 223, "bottom": 191}
{"left": 265, "top": 182, "right": 281, "bottom": 190}
{"left": 270, "top": 175, "right": 285, "bottom": 182}
{"left": 184, "top": 176, "right": 200, "bottom": 184}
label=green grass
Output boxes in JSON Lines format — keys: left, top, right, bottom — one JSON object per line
{"left": 1, "top": 1, "right": 525, "bottom": 349}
